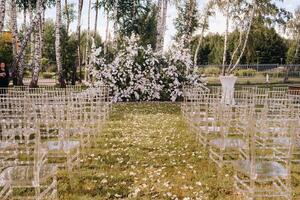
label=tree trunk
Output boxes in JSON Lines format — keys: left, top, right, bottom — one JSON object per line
{"left": 74, "top": 0, "right": 83, "bottom": 85}
{"left": 29, "top": 2, "right": 35, "bottom": 67}
{"left": 293, "top": 33, "right": 300, "bottom": 64}
{"left": 55, "top": 0, "right": 66, "bottom": 87}
{"left": 23, "top": 6, "right": 27, "bottom": 31}
{"left": 160, "top": 0, "right": 168, "bottom": 51}
{"left": 156, "top": 0, "right": 163, "bottom": 51}
{"left": 104, "top": 11, "right": 110, "bottom": 54}
{"left": 94, "top": 0, "right": 99, "bottom": 39}
{"left": 10, "top": 0, "right": 19, "bottom": 85}
{"left": 30, "top": 0, "right": 43, "bottom": 88}
{"left": 228, "top": 2, "right": 256, "bottom": 74}
{"left": 85, "top": 0, "right": 92, "bottom": 82}
{"left": 194, "top": 0, "right": 214, "bottom": 65}
{"left": 40, "top": 5, "right": 45, "bottom": 56}
{"left": 0, "top": 0, "right": 5, "bottom": 32}
{"left": 187, "top": 0, "right": 196, "bottom": 44}
{"left": 12, "top": 1, "right": 43, "bottom": 75}
{"left": 64, "top": 0, "right": 70, "bottom": 36}
{"left": 113, "top": 0, "right": 119, "bottom": 42}
{"left": 221, "top": 0, "right": 230, "bottom": 75}
{"left": 228, "top": 29, "right": 243, "bottom": 67}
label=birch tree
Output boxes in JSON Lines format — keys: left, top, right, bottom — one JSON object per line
{"left": 94, "top": 0, "right": 100, "bottom": 38}
{"left": 30, "top": 0, "right": 43, "bottom": 87}
{"left": 55, "top": 0, "right": 65, "bottom": 87}
{"left": 0, "top": 0, "right": 6, "bottom": 32}
{"left": 193, "top": 0, "right": 215, "bottom": 65}
{"left": 74, "top": 0, "right": 83, "bottom": 84}
{"left": 287, "top": 7, "right": 300, "bottom": 64}
{"left": 85, "top": 0, "right": 92, "bottom": 81}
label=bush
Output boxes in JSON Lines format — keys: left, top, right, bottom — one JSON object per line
{"left": 23, "top": 70, "right": 31, "bottom": 78}
{"left": 47, "top": 65, "right": 57, "bottom": 73}
{"left": 204, "top": 66, "right": 221, "bottom": 76}
{"left": 42, "top": 72, "right": 55, "bottom": 79}
{"left": 235, "top": 69, "right": 256, "bottom": 77}
{"left": 91, "top": 35, "right": 204, "bottom": 102}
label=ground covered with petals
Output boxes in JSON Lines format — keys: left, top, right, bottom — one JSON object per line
{"left": 58, "top": 103, "right": 242, "bottom": 200}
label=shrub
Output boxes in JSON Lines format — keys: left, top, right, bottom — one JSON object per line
{"left": 42, "top": 72, "right": 55, "bottom": 79}
{"left": 204, "top": 66, "right": 221, "bottom": 76}
{"left": 47, "top": 65, "right": 57, "bottom": 73}
{"left": 235, "top": 69, "right": 256, "bottom": 77}
{"left": 90, "top": 35, "right": 205, "bottom": 102}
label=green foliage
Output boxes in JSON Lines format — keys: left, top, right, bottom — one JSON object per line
{"left": 0, "top": 33, "right": 13, "bottom": 67}
{"left": 174, "top": 0, "right": 199, "bottom": 44}
{"left": 286, "top": 41, "right": 300, "bottom": 64}
{"left": 234, "top": 69, "right": 257, "bottom": 77}
{"left": 136, "top": 3, "right": 157, "bottom": 48}
{"left": 195, "top": 18, "right": 288, "bottom": 65}
{"left": 195, "top": 34, "right": 224, "bottom": 65}
{"left": 245, "top": 17, "right": 287, "bottom": 64}
{"left": 203, "top": 66, "right": 221, "bottom": 76}
{"left": 43, "top": 20, "right": 56, "bottom": 65}
{"left": 61, "top": 33, "right": 77, "bottom": 83}
{"left": 42, "top": 72, "right": 55, "bottom": 79}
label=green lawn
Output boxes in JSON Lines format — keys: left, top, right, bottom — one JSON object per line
{"left": 58, "top": 103, "right": 300, "bottom": 199}
{"left": 207, "top": 75, "right": 300, "bottom": 85}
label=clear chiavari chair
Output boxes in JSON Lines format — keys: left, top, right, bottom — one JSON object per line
{"left": 209, "top": 104, "right": 252, "bottom": 167}
{"left": 0, "top": 113, "right": 57, "bottom": 199}
{"left": 233, "top": 102, "right": 295, "bottom": 200}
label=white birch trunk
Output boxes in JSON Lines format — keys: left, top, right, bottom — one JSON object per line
{"left": 55, "top": 0, "right": 65, "bottom": 87}
{"left": 221, "top": 0, "right": 230, "bottom": 75}
{"left": 228, "top": 2, "right": 256, "bottom": 74}
{"left": 85, "top": 0, "right": 92, "bottom": 82}
{"left": 64, "top": 0, "right": 70, "bottom": 35}
{"left": 156, "top": 0, "right": 163, "bottom": 51}
{"left": 30, "top": 0, "right": 43, "bottom": 88}
{"left": 75, "top": 0, "right": 83, "bottom": 84}
{"left": 0, "top": 0, "right": 5, "bottom": 32}
{"left": 94, "top": 0, "right": 99, "bottom": 38}
{"left": 160, "top": 0, "right": 168, "bottom": 51}
{"left": 10, "top": 0, "right": 19, "bottom": 84}
{"left": 29, "top": 2, "right": 35, "bottom": 67}
{"left": 113, "top": 0, "right": 119, "bottom": 41}
{"left": 104, "top": 12, "right": 110, "bottom": 54}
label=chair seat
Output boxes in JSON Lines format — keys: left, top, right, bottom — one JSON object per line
{"left": 45, "top": 140, "right": 80, "bottom": 152}
{"left": 210, "top": 138, "right": 247, "bottom": 149}
{"left": 233, "top": 160, "right": 288, "bottom": 178}
{"left": 274, "top": 137, "right": 300, "bottom": 147}
{"left": 0, "top": 164, "right": 57, "bottom": 187}
{"left": 0, "top": 141, "right": 17, "bottom": 149}
{"left": 191, "top": 117, "right": 216, "bottom": 123}
{"left": 199, "top": 126, "right": 220, "bottom": 133}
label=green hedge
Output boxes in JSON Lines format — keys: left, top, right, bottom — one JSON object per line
{"left": 203, "top": 66, "right": 221, "bottom": 76}
{"left": 234, "top": 69, "right": 256, "bottom": 77}
{"left": 42, "top": 72, "right": 55, "bottom": 79}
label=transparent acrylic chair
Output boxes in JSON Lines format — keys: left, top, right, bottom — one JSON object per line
{"left": 0, "top": 117, "right": 58, "bottom": 200}
{"left": 41, "top": 95, "right": 81, "bottom": 171}
{"left": 233, "top": 105, "right": 295, "bottom": 200}
{"left": 209, "top": 104, "right": 252, "bottom": 168}
{"left": 193, "top": 93, "right": 221, "bottom": 147}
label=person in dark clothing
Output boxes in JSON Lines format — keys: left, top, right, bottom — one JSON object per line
{"left": 0, "top": 62, "right": 9, "bottom": 94}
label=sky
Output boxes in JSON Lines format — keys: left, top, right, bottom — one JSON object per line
{"left": 18, "top": 0, "right": 300, "bottom": 49}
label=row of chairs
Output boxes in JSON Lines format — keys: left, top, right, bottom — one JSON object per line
{"left": 0, "top": 86, "right": 111, "bottom": 199}
{"left": 182, "top": 86, "right": 300, "bottom": 200}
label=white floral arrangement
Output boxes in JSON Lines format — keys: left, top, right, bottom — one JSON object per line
{"left": 90, "top": 34, "right": 205, "bottom": 102}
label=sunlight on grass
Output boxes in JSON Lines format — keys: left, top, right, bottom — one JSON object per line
{"left": 57, "top": 103, "right": 243, "bottom": 199}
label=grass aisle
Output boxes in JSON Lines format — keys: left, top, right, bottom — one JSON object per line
{"left": 58, "top": 103, "right": 240, "bottom": 200}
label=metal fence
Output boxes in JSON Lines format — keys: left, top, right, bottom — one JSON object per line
{"left": 198, "top": 64, "right": 300, "bottom": 72}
